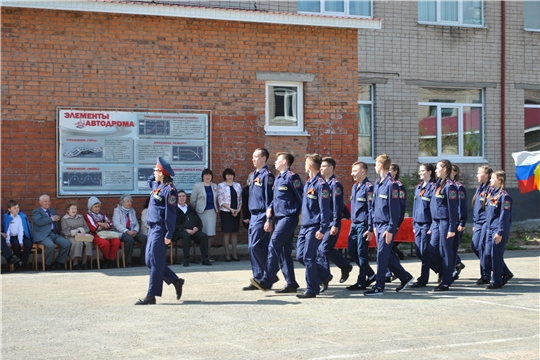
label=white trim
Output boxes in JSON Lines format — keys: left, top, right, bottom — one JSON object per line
{"left": 2, "top": 0, "right": 382, "bottom": 29}
{"left": 524, "top": 28, "right": 540, "bottom": 32}
{"left": 418, "top": 156, "right": 488, "bottom": 164}
{"left": 265, "top": 81, "right": 304, "bottom": 136}
{"left": 298, "top": 0, "right": 373, "bottom": 19}
{"left": 418, "top": 0, "right": 484, "bottom": 27}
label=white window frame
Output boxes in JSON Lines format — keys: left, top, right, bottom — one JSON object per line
{"left": 358, "top": 85, "right": 374, "bottom": 161}
{"left": 265, "top": 81, "right": 307, "bottom": 136}
{"left": 298, "top": 0, "right": 373, "bottom": 18}
{"left": 418, "top": 0, "right": 485, "bottom": 28}
{"left": 418, "top": 89, "right": 485, "bottom": 163}
{"left": 524, "top": 0, "right": 540, "bottom": 32}
{"left": 524, "top": 103, "right": 540, "bottom": 151}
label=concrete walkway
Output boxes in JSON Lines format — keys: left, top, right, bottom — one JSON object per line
{"left": 1, "top": 250, "right": 539, "bottom": 359}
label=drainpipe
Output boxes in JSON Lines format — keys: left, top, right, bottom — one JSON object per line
{"left": 501, "top": 1, "right": 506, "bottom": 170}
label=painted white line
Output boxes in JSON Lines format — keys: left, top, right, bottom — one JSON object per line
{"left": 469, "top": 299, "right": 540, "bottom": 312}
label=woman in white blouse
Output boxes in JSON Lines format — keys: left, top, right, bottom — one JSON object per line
{"left": 217, "top": 168, "right": 243, "bottom": 261}
{"left": 190, "top": 168, "right": 218, "bottom": 260}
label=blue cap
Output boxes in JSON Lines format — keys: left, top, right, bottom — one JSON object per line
{"left": 154, "top": 157, "right": 175, "bottom": 177}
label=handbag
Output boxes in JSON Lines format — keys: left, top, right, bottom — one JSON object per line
{"left": 97, "top": 231, "right": 121, "bottom": 239}
{"left": 75, "top": 234, "right": 94, "bottom": 242}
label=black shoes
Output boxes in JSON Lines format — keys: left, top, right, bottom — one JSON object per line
{"left": 320, "top": 275, "right": 333, "bottom": 293}
{"left": 274, "top": 285, "right": 299, "bottom": 294}
{"left": 340, "top": 264, "right": 353, "bottom": 283}
{"left": 183, "top": 260, "right": 190, "bottom": 267}
{"left": 346, "top": 284, "right": 367, "bottom": 291}
{"left": 455, "top": 262, "right": 466, "bottom": 276}
{"left": 366, "top": 275, "right": 376, "bottom": 287}
{"left": 242, "top": 284, "right": 258, "bottom": 291}
{"left": 363, "top": 287, "right": 384, "bottom": 296}
{"left": 433, "top": 284, "right": 449, "bottom": 292}
{"left": 396, "top": 275, "right": 415, "bottom": 292}
{"left": 502, "top": 273, "right": 514, "bottom": 286}
{"left": 475, "top": 277, "right": 490, "bottom": 285}
{"left": 173, "top": 278, "right": 185, "bottom": 300}
{"left": 250, "top": 278, "right": 268, "bottom": 292}
{"left": 52, "top": 261, "right": 65, "bottom": 270}
{"left": 201, "top": 259, "right": 212, "bottom": 266}
{"left": 486, "top": 283, "right": 502, "bottom": 290}
{"left": 225, "top": 258, "right": 232, "bottom": 262}
{"left": 232, "top": 257, "right": 240, "bottom": 262}
{"left": 6, "top": 255, "right": 20, "bottom": 264}
{"left": 296, "top": 291, "right": 316, "bottom": 298}
{"left": 410, "top": 282, "right": 427, "bottom": 288}
{"left": 134, "top": 296, "right": 156, "bottom": 305}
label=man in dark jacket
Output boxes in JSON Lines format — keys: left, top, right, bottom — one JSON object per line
{"left": 173, "top": 190, "right": 211, "bottom": 267}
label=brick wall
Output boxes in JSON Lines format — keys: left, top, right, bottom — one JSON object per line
{"left": 1, "top": 8, "right": 359, "bottom": 232}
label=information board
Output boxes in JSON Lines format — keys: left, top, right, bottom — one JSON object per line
{"left": 58, "top": 108, "right": 209, "bottom": 196}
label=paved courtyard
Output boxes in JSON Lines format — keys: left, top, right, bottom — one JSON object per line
{"left": 1, "top": 250, "right": 539, "bottom": 359}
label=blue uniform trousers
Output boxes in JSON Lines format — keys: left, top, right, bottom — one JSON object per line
{"left": 317, "top": 224, "right": 350, "bottom": 274}
{"left": 472, "top": 222, "right": 489, "bottom": 280}
{"left": 296, "top": 225, "right": 323, "bottom": 295}
{"left": 430, "top": 219, "right": 456, "bottom": 287}
{"left": 454, "top": 230, "right": 464, "bottom": 266}
{"left": 347, "top": 222, "right": 374, "bottom": 286}
{"left": 261, "top": 215, "right": 299, "bottom": 288}
{"left": 413, "top": 222, "right": 431, "bottom": 285}
{"left": 146, "top": 224, "right": 179, "bottom": 297}
{"left": 374, "top": 223, "right": 410, "bottom": 290}
{"left": 248, "top": 212, "right": 270, "bottom": 280}
{"left": 485, "top": 228, "right": 511, "bottom": 286}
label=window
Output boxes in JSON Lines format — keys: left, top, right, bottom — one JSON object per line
{"left": 418, "top": 0, "right": 484, "bottom": 26}
{"left": 265, "top": 81, "right": 305, "bottom": 135}
{"left": 358, "top": 85, "right": 374, "bottom": 159}
{"left": 298, "top": 0, "right": 372, "bottom": 17}
{"left": 525, "top": 0, "right": 540, "bottom": 31}
{"left": 524, "top": 89, "right": 540, "bottom": 151}
{"left": 418, "top": 88, "right": 484, "bottom": 161}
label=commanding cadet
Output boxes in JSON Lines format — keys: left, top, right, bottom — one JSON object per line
{"left": 364, "top": 154, "right": 414, "bottom": 296}
{"left": 243, "top": 148, "right": 275, "bottom": 291}
{"left": 135, "top": 157, "right": 184, "bottom": 305}
{"left": 295, "top": 153, "right": 331, "bottom": 298}
{"left": 317, "top": 157, "right": 352, "bottom": 291}
{"left": 250, "top": 152, "right": 303, "bottom": 293}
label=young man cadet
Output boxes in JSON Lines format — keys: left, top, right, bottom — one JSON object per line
{"left": 316, "top": 157, "right": 352, "bottom": 291}
{"left": 295, "top": 154, "right": 331, "bottom": 298}
{"left": 243, "top": 148, "right": 275, "bottom": 291}
{"left": 364, "top": 154, "right": 414, "bottom": 296}
{"left": 346, "top": 161, "right": 376, "bottom": 290}
{"left": 250, "top": 152, "right": 303, "bottom": 293}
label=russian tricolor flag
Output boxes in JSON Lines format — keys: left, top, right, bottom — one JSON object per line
{"left": 512, "top": 151, "right": 540, "bottom": 194}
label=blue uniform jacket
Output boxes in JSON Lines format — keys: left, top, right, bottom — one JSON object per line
{"left": 327, "top": 175, "right": 345, "bottom": 228}
{"left": 412, "top": 180, "right": 435, "bottom": 224}
{"left": 350, "top": 177, "right": 374, "bottom": 231}
{"left": 371, "top": 173, "right": 400, "bottom": 234}
{"left": 269, "top": 168, "right": 303, "bottom": 217}
{"left": 430, "top": 179, "right": 459, "bottom": 233}
{"left": 486, "top": 188, "right": 512, "bottom": 237}
{"left": 396, "top": 180, "right": 407, "bottom": 227}
{"left": 146, "top": 175, "right": 178, "bottom": 239}
{"left": 301, "top": 173, "right": 331, "bottom": 234}
{"left": 249, "top": 165, "right": 275, "bottom": 214}
{"left": 472, "top": 182, "right": 490, "bottom": 224}
{"left": 3, "top": 211, "right": 33, "bottom": 240}
{"left": 455, "top": 181, "right": 468, "bottom": 227}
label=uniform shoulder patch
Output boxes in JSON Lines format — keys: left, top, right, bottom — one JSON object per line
{"left": 368, "top": 192, "right": 373, "bottom": 201}
{"left": 459, "top": 191, "right": 466, "bottom": 199}
{"left": 293, "top": 178, "right": 302, "bottom": 188}
{"left": 322, "top": 189, "right": 330, "bottom": 199}
{"left": 267, "top": 176, "right": 274, "bottom": 185}
{"left": 399, "top": 190, "right": 405, "bottom": 199}
{"left": 168, "top": 195, "right": 177, "bottom": 205}
{"left": 503, "top": 199, "right": 511, "bottom": 210}
{"left": 449, "top": 190, "right": 457, "bottom": 200}
{"left": 392, "top": 189, "right": 399, "bottom": 198}
{"left": 335, "top": 187, "right": 342, "bottom": 196}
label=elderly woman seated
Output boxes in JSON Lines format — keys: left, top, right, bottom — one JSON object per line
{"left": 112, "top": 194, "right": 148, "bottom": 267}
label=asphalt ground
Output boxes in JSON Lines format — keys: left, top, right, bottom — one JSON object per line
{"left": 1, "top": 250, "right": 539, "bottom": 360}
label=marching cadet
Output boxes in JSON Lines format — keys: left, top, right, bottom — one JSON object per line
{"left": 295, "top": 154, "right": 331, "bottom": 298}
{"left": 429, "top": 159, "right": 459, "bottom": 292}
{"left": 243, "top": 148, "right": 275, "bottom": 291}
{"left": 410, "top": 163, "right": 436, "bottom": 288}
{"left": 135, "top": 157, "right": 184, "bottom": 305}
{"left": 250, "top": 152, "right": 302, "bottom": 293}
{"left": 346, "top": 161, "right": 376, "bottom": 291}
{"left": 317, "top": 157, "right": 353, "bottom": 291}
{"left": 450, "top": 164, "right": 468, "bottom": 277}
{"left": 471, "top": 165, "right": 493, "bottom": 285}
{"left": 483, "top": 170, "right": 514, "bottom": 289}
{"left": 364, "top": 154, "right": 414, "bottom": 296}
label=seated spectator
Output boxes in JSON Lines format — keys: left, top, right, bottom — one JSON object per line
{"left": 1, "top": 235, "right": 23, "bottom": 270}
{"left": 85, "top": 196, "right": 120, "bottom": 269}
{"left": 140, "top": 197, "right": 150, "bottom": 236}
{"left": 60, "top": 200, "right": 93, "bottom": 270}
{"left": 112, "top": 194, "right": 147, "bottom": 267}
{"left": 173, "top": 190, "right": 211, "bottom": 267}
{"left": 32, "top": 194, "right": 71, "bottom": 270}
{"left": 3, "top": 200, "right": 33, "bottom": 269}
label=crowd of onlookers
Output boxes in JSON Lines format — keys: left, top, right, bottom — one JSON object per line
{"left": 1, "top": 167, "right": 249, "bottom": 272}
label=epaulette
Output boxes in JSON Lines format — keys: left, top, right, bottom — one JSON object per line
{"left": 332, "top": 177, "right": 341, "bottom": 184}
{"left": 501, "top": 190, "right": 509, "bottom": 196}
{"left": 455, "top": 181, "right": 463, "bottom": 187}
{"left": 396, "top": 180, "right": 403, "bottom": 186}
{"left": 416, "top": 181, "right": 423, "bottom": 187}
{"left": 446, "top": 179, "right": 455, "bottom": 185}
{"left": 287, "top": 170, "right": 296, "bottom": 176}
{"left": 318, "top": 177, "right": 326, "bottom": 184}
{"left": 388, "top": 177, "right": 396, "bottom": 183}
{"left": 365, "top": 181, "right": 373, "bottom": 187}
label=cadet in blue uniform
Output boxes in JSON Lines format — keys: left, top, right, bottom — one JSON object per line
{"left": 390, "top": 163, "right": 407, "bottom": 260}
{"left": 244, "top": 148, "right": 275, "bottom": 291}
{"left": 346, "top": 161, "right": 376, "bottom": 291}
{"left": 484, "top": 170, "right": 513, "bottom": 289}
{"left": 250, "top": 152, "right": 302, "bottom": 293}
{"left": 471, "top": 165, "right": 493, "bottom": 285}
{"left": 450, "top": 164, "right": 468, "bottom": 276}
{"left": 410, "top": 163, "right": 435, "bottom": 288}
{"left": 429, "top": 159, "right": 459, "bottom": 292}
{"left": 316, "top": 157, "right": 352, "bottom": 290}
{"left": 135, "top": 157, "right": 184, "bottom": 305}
{"left": 295, "top": 154, "right": 331, "bottom": 298}
{"left": 364, "top": 154, "right": 414, "bottom": 296}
